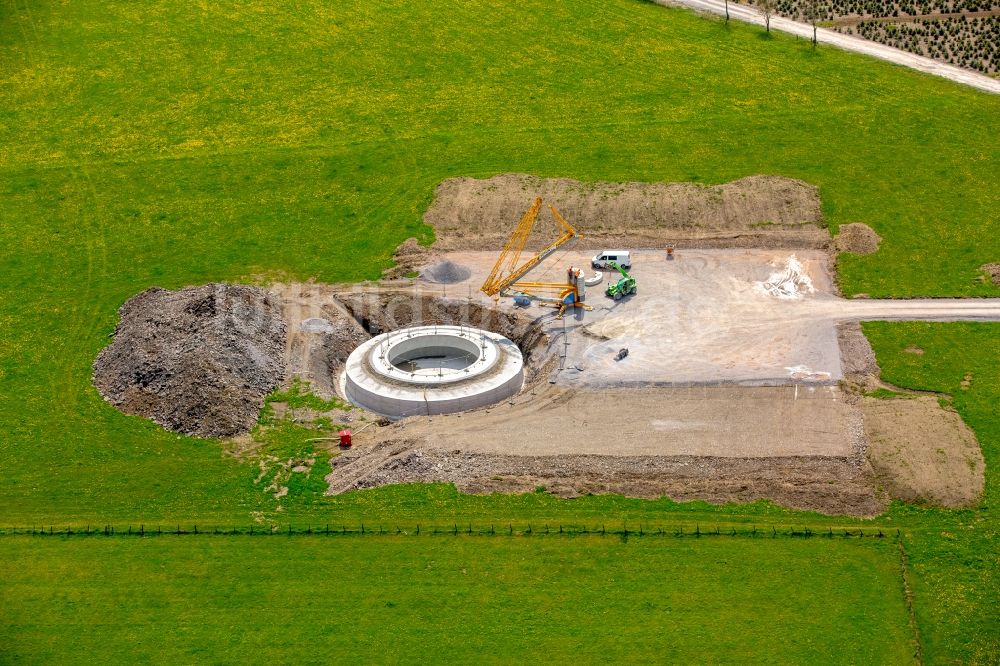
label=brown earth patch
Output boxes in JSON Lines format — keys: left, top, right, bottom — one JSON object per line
{"left": 331, "top": 443, "right": 881, "bottom": 517}
{"left": 862, "top": 395, "right": 984, "bottom": 508}
{"left": 326, "top": 380, "right": 881, "bottom": 516}
{"left": 982, "top": 262, "right": 1000, "bottom": 286}
{"left": 420, "top": 173, "right": 828, "bottom": 255}
{"left": 905, "top": 345, "right": 925, "bottom": 355}
{"left": 835, "top": 222, "right": 881, "bottom": 255}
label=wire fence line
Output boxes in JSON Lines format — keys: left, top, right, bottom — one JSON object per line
{"left": 0, "top": 524, "right": 902, "bottom": 541}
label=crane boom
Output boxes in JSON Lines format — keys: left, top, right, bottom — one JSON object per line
{"left": 480, "top": 199, "right": 581, "bottom": 297}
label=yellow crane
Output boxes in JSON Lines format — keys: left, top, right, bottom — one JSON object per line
{"left": 480, "top": 197, "right": 591, "bottom": 317}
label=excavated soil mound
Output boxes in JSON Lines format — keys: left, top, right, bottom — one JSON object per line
{"left": 93, "top": 284, "right": 286, "bottom": 438}
{"left": 982, "top": 263, "right": 1000, "bottom": 286}
{"left": 422, "top": 173, "right": 828, "bottom": 252}
{"left": 835, "top": 222, "right": 881, "bottom": 255}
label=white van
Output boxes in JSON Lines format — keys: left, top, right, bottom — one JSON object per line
{"left": 591, "top": 250, "right": 631, "bottom": 269}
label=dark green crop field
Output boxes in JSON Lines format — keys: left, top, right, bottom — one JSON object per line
{"left": 1, "top": 0, "right": 998, "bottom": 663}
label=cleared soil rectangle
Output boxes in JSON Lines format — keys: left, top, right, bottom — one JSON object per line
{"left": 396, "top": 385, "right": 858, "bottom": 458}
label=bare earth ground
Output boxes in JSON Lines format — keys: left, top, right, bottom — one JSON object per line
{"left": 862, "top": 395, "right": 984, "bottom": 507}
{"left": 316, "top": 246, "right": 997, "bottom": 515}
{"left": 376, "top": 385, "right": 859, "bottom": 458}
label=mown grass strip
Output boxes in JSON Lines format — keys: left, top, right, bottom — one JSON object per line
{"left": 0, "top": 535, "right": 913, "bottom": 664}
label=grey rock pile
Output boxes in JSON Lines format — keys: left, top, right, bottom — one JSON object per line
{"left": 421, "top": 260, "right": 471, "bottom": 284}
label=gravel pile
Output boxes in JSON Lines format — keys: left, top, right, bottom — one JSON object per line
{"left": 421, "top": 260, "right": 472, "bottom": 284}
{"left": 93, "top": 284, "right": 286, "bottom": 438}
{"left": 835, "top": 222, "right": 881, "bottom": 255}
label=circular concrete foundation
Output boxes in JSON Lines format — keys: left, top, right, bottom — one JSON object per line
{"left": 343, "top": 325, "right": 524, "bottom": 419}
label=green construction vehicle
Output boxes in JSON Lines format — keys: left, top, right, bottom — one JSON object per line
{"left": 605, "top": 261, "right": 636, "bottom": 300}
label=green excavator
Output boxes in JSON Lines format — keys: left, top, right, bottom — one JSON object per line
{"left": 605, "top": 260, "right": 636, "bottom": 300}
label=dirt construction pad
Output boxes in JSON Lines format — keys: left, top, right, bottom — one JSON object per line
{"left": 322, "top": 246, "right": 998, "bottom": 515}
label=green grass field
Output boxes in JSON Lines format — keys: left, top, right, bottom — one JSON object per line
{"left": 0, "top": 536, "right": 914, "bottom": 664}
{"left": 1, "top": 0, "right": 999, "bottom": 663}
